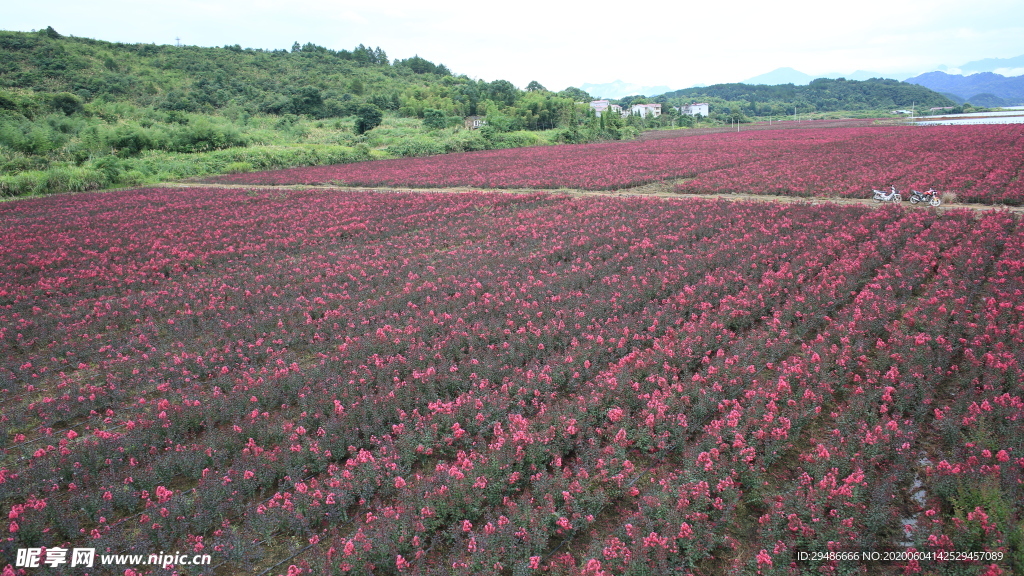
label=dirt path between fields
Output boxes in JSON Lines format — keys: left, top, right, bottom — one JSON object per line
{"left": 160, "top": 181, "right": 1024, "bottom": 214}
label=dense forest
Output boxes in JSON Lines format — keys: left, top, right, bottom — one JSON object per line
{"left": 1, "top": 27, "right": 959, "bottom": 197}
{"left": 655, "top": 78, "right": 956, "bottom": 121}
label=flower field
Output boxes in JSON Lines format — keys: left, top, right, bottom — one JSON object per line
{"left": 205, "top": 124, "right": 1024, "bottom": 205}
{"left": 2, "top": 186, "right": 1023, "bottom": 575}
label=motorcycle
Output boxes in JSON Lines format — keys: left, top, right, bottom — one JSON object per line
{"left": 909, "top": 188, "right": 942, "bottom": 207}
{"left": 872, "top": 185, "right": 902, "bottom": 203}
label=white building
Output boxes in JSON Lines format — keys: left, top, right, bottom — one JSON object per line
{"left": 464, "top": 115, "right": 486, "bottom": 129}
{"left": 630, "top": 103, "right": 662, "bottom": 118}
{"left": 589, "top": 100, "right": 623, "bottom": 117}
{"left": 675, "top": 102, "right": 709, "bottom": 117}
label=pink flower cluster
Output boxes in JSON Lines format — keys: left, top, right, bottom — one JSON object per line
{"left": 1, "top": 188, "right": 1021, "bottom": 574}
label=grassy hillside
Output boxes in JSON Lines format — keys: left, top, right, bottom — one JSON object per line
{"left": 0, "top": 27, "right": 610, "bottom": 197}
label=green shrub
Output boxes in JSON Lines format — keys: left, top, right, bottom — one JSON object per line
{"left": 51, "top": 166, "right": 107, "bottom": 192}
{"left": 171, "top": 119, "right": 247, "bottom": 153}
{"left": 485, "top": 130, "right": 543, "bottom": 149}
{"left": 0, "top": 166, "right": 106, "bottom": 196}
{"left": 0, "top": 170, "right": 47, "bottom": 197}
{"left": 50, "top": 92, "right": 84, "bottom": 115}
{"left": 0, "top": 120, "right": 64, "bottom": 155}
{"left": 107, "top": 124, "right": 157, "bottom": 156}
{"left": 387, "top": 135, "right": 445, "bottom": 157}
{"left": 225, "top": 161, "right": 254, "bottom": 174}
{"left": 442, "top": 131, "right": 488, "bottom": 153}
{"left": 422, "top": 108, "right": 448, "bottom": 130}
{"left": 121, "top": 170, "right": 146, "bottom": 186}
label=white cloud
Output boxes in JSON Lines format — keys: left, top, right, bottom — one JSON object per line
{"left": 993, "top": 67, "right": 1024, "bottom": 77}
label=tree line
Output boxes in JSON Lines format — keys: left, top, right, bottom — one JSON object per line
{"left": 656, "top": 77, "right": 955, "bottom": 121}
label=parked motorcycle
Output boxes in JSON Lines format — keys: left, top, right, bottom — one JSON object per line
{"left": 909, "top": 188, "right": 942, "bottom": 207}
{"left": 872, "top": 185, "right": 902, "bottom": 203}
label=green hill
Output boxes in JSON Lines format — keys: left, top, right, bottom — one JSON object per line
{"left": 3, "top": 27, "right": 462, "bottom": 119}
{"left": 656, "top": 77, "right": 955, "bottom": 120}
{"left": 0, "top": 27, "right": 602, "bottom": 197}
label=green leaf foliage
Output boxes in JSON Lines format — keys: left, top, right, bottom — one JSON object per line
{"left": 354, "top": 104, "right": 383, "bottom": 135}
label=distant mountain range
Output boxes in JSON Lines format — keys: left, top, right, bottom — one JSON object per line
{"left": 579, "top": 80, "right": 674, "bottom": 99}
{"left": 903, "top": 71, "right": 1024, "bottom": 106}
{"left": 740, "top": 68, "right": 816, "bottom": 85}
{"left": 737, "top": 56, "right": 1024, "bottom": 106}
{"left": 580, "top": 54, "right": 1024, "bottom": 104}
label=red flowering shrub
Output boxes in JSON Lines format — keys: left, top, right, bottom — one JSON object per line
{"left": 204, "top": 125, "right": 1024, "bottom": 204}
{"left": 2, "top": 188, "right": 1021, "bottom": 574}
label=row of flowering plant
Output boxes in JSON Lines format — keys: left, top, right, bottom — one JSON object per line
{"left": 2, "top": 188, "right": 1022, "bottom": 574}
{"left": 203, "top": 125, "right": 1024, "bottom": 204}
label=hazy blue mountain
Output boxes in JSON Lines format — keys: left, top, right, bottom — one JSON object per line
{"left": 904, "top": 71, "right": 1024, "bottom": 105}
{"left": 579, "top": 80, "right": 673, "bottom": 99}
{"left": 582, "top": 56, "right": 1024, "bottom": 101}
{"left": 742, "top": 67, "right": 815, "bottom": 85}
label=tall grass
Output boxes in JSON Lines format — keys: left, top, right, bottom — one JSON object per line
{"left": 0, "top": 166, "right": 107, "bottom": 197}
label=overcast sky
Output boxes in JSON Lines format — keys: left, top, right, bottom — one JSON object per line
{"left": 5, "top": 0, "right": 1024, "bottom": 91}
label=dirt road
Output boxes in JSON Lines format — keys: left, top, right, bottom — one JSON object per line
{"left": 160, "top": 181, "right": 1024, "bottom": 214}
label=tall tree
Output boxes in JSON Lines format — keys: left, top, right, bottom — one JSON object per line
{"left": 558, "top": 87, "right": 592, "bottom": 101}
{"left": 354, "top": 103, "right": 383, "bottom": 134}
